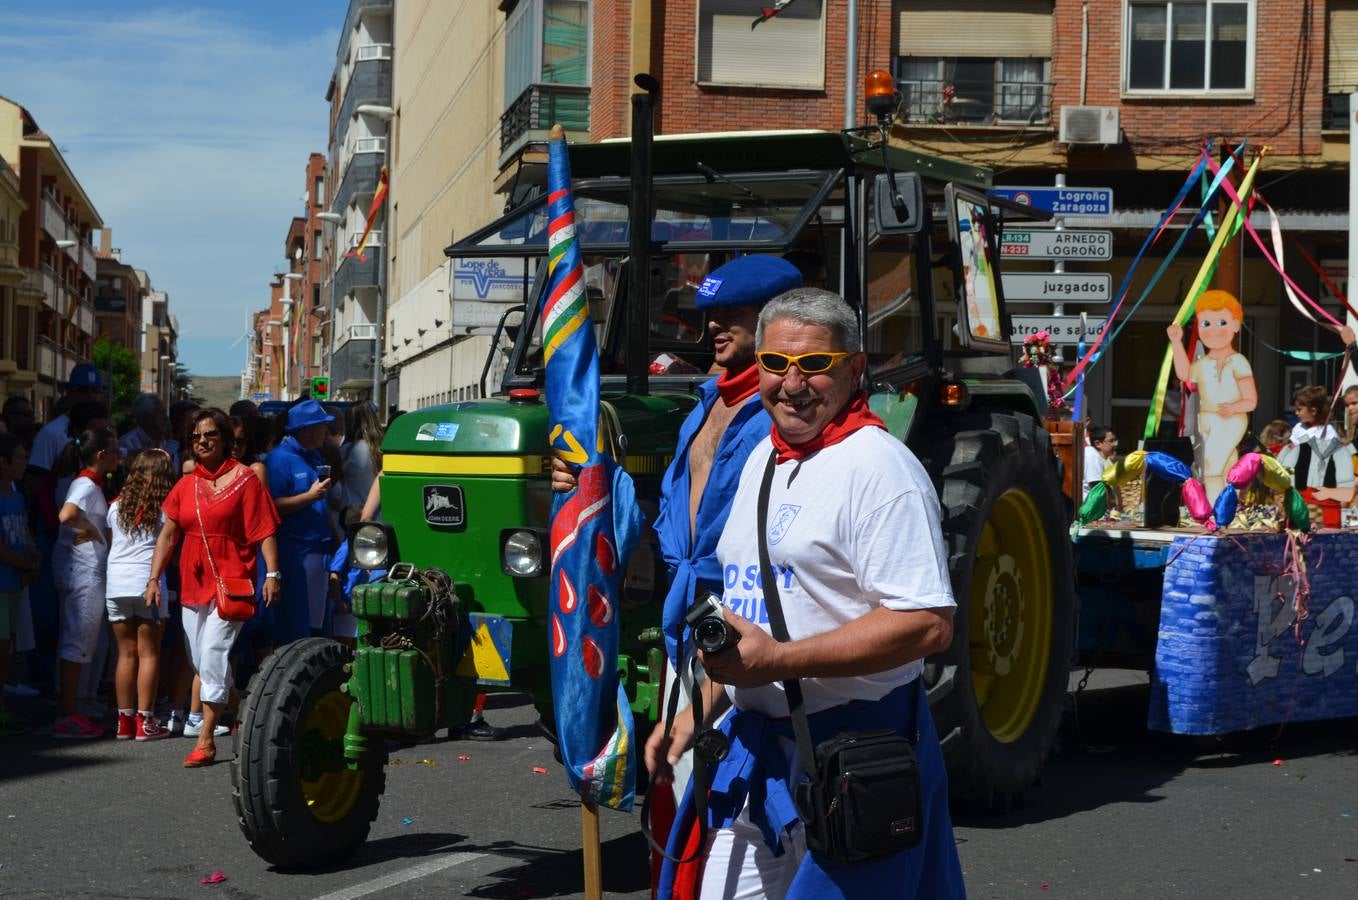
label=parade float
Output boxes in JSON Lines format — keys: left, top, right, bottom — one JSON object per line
{"left": 1058, "top": 144, "right": 1358, "bottom": 736}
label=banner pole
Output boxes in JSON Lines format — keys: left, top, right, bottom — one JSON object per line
{"left": 581, "top": 800, "right": 603, "bottom": 900}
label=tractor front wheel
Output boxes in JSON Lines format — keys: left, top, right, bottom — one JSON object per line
{"left": 232, "top": 638, "right": 386, "bottom": 869}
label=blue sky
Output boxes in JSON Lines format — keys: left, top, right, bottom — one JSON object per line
{"left": 0, "top": 1, "right": 341, "bottom": 375}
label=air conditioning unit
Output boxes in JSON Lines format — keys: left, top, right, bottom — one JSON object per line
{"left": 1059, "top": 106, "right": 1121, "bottom": 145}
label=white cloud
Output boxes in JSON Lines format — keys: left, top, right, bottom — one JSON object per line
{"left": 0, "top": 8, "right": 336, "bottom": 374}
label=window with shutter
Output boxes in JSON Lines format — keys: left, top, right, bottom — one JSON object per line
{"left": 696, "top": 0, "right": 825, "bottom": 89}
{"left": 1123, "top": 0, "right": 1254, "bottom": 94}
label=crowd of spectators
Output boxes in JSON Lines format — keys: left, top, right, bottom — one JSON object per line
{"left": 0, "top": 366, "right": 383, "bottom": 762}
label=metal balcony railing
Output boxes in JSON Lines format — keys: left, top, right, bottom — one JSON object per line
{"left": 898, "top": 77, "right": 1052, "bottom": 126}
{"left": 355, "top": 43, "right": 392, "bottom": 61}
{"left": 500, "top": 83, "right": 590, "bottom": 156}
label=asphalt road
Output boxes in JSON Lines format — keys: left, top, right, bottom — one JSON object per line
{"left": 1, "top": 671, "right": 1355, "bottom": 899}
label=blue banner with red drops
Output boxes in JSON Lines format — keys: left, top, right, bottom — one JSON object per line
{"left": 543, "top": 129, "right": 642, "bottom": 812}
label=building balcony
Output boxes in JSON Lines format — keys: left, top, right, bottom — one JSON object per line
{"left": 41, "top": 194, "right": 69, "bottom": 242}
{"left": 333, "top": 249, "right": 379, "bottom": 301}
{"left": 335, "top": 58, "right": 392, "bottom": 148}
{"left": 337, "top": 0, "right": 393, "bottom": 64}
{"left": 80, "top": 240, "right": 97, "bottom": 281}
{"left": 500, "top": 83, "right": 590, "bottom": 162}
{"left": 331, "top": 335, "right": 376, "bottom": 392}
{"left": 36, "top": 335, "right": 59, "bottom": 381}
{"left": 42, "top": 270, "right": 60, "bottom": 311}
{"left": 77, "top": 302, "right": 96, "bottom": 337}
{"left": 333, "top": 150, "right": 383, "bottom": 217}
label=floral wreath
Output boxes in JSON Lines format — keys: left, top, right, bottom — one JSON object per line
{"left": 1019, "top": 331, "right": 1066, "bottom": 416}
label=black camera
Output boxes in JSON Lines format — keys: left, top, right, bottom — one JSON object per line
{"left": 684, "top": 593, "right": 739, "bottom": 654}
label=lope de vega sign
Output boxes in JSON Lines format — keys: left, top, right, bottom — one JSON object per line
{"left": 1000, "top": 229, "right": 1112, "bottom": 261}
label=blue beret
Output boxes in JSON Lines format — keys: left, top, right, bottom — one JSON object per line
{"left": 694, "top": 254, "right": 802, "bottom": 310}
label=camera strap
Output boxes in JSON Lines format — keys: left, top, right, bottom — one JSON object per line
{"left": 638, "top": 632, "right": 711, "bottom": 864}
{"left": 756, "top": 449, "right": 819, "bottom": 781}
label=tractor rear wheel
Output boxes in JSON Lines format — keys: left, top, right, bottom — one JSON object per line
{"left": 920, "top": 411, "right": 1075, "bottom": 803}
{"left": 232, "top": 638, "right": 386, "bottom": 868}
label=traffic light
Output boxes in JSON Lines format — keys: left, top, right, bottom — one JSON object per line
{"left": 310, "top": 376, "right": 330, "bottom": 398}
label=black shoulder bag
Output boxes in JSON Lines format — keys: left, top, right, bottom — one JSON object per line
{"left": 756, "top": 450, "right": 925, "bottom": 865}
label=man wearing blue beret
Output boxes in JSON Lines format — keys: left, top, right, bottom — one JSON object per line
{"left": 553, "top": 252, "right": 802, "bottom": 811}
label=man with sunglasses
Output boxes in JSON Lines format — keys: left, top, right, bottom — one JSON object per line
{"left": 651, "top": 288, "right": 964, "bottom": 899}
{"left": 553, "top": 254, "right": 802, "bottom": 804}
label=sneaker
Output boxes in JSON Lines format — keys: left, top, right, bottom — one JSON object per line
{"left": 116, "top": 712, "right": 136, "bottom": 741}
{"left": 165, "top": 714, "right": 185, "bottom": 736}
{"left": 0, "top": 708, "right": 29, "bottom": 737}
{"left": 181, "top": 719, "right": 229, "bottom": 738}
{"left": 51, "top": 714, "right": 104, "bottom": 740}
{"left": 136, "top": 714, "right": 170, "bottom": 742}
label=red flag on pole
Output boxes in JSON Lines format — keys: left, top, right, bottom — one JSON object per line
{"left": 347, "top": 166, "right": 389, "bottom": 263}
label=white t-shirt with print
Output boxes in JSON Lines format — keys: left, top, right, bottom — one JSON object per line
{"left": 54, "top": 475, "right": 109, "bottom": 573}
{"left": 715, "top": 427, "right": 956, "bottom": 717}
{"left": 105, "top": 498, "right": 166, "bottom": 599}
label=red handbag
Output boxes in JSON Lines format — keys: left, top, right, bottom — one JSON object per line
{"left": 194, "top": 477, "right": 258, "bottom": 622}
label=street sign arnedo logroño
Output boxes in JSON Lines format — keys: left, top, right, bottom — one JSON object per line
{"left": 1009, "top": 315, "right": 1108, "bottom": 345}
{"left": 1000, "top": 229, "right": 1112, "bottom": 261}
{"left": 1001, "top": 272, "right": 1112, "bottom": 302}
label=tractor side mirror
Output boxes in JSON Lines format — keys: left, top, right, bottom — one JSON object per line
{"left": 872, "top": 172, "right": 924, "bottom": 235}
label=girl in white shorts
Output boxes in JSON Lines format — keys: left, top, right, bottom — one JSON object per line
{"left": 52, "top": 427, "right": 119, "bottom": 739}
{"left": 106, "top": 449, "right": 177, "bottom": 742}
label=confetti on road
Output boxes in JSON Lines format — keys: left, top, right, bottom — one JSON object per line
{"left": 458, "top": 754, "right": 471, "bottom": 762}
{"left": 1272, "top": 759, "right": 1284, "bottom": 766}
{"left": 402, "top": 817, "right": 414, "bottom": 826}
{"left": 417, "top": 758, "right": 438, "bottom": 766}
{"left": 531, "top": 766, "right": 548, "bottom": 775}
{"left": 200, "top": 871, "right": 227, "bottom": 885}
{"left": 1040, "top": 883, "right": 1049, "bottom": 890}
{"left": 390, "top": 759, "right": 406, "bottom": 766}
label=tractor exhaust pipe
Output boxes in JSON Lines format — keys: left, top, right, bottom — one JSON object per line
{"left": 627, "top": 73, "right": 660, "bottom": 397}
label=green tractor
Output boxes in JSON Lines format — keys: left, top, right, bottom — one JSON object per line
{"left": 232, "top": 98, "right": 1076, "bottom": 869}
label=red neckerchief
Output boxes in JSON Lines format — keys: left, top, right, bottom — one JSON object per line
{"left": 192, "top": 457, "right": 239, "bottom": 482}
{"left": 77, "top": 467, "right": 102, "bottom": 485}
{"left": 715, "top": 361, "right": 760, "bottom": 405}
{"left": 769, "top": 392, "right": 886, "bottom": 464}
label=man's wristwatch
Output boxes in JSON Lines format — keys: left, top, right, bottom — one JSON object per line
{"left": 265, "top": 571, "right": 283, "bottom": 583}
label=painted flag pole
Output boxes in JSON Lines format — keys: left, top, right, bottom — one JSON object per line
{"left": 347, "top": 165, "right": 389, "bottom": 263}
{"left": 1073, "top": 311, "right": 1087, "bottom": 424}
{"left": 542, "top": 123, "right": 643, "bottom": 900}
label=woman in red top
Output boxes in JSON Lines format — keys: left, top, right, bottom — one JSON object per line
{"left": 147, "top": 409, "right": 281, "bottom": 767}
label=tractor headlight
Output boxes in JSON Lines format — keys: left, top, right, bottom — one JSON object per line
{"left": 351, "top": 522, "right": 396, "bottom": 570}
{"left": 501, "top": 529, "right": 545, "bottom": 577}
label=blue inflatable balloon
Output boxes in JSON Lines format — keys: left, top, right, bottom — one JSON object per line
{"left": 1145, "top": 451, "right": 1192, "bottom": 484}
{"left": 1213, "top": 485, "right": 1239, "bottom": 529}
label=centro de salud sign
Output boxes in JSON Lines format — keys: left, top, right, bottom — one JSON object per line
{"left": 990, "top": 186, "right": 1114, "bottom": 217}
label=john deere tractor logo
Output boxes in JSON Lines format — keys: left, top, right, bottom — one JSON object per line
{"left": 422, "top": 485, "right": 465, "bottom": 527}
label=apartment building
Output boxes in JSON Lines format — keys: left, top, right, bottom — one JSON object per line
{"left": 246, "top": 283, "right": 289, "bottom": 401}
{"left": 381, "top": 0, "right": 508, "bottom": 412}
{"left": 139, "top": 288, "right": 178, "bottom": 407}
{"left": 0, "top": 154, "right": 33, "bottom": 402}
{"left": 324, "top": 0, "right": 393, "bottom": 403}
{"left": 0, "top": 96, "right": 105, "bottom": 417}
{"left": 93, "top": 231, "right": 145, "bottom": 353}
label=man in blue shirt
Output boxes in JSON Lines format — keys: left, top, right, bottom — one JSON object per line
{"left": 265, "top": 400, "right": 334, "bottom": 646}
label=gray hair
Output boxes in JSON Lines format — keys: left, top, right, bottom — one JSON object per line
{"left": 756, "top": 288, "right": 861, "bottom": 352}
{"left": 130, "top": 393, "right": 163, "bottom": 420}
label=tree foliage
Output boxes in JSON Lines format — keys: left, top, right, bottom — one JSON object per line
{"left": 92, "top": 337, "right": 140, "bottom": 417}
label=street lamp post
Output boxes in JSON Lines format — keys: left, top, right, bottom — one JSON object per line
{"left": 281, "top": 272, "right": 303, "bottom": 400}
{"left": 316, "top": 211, "right": 343, "bottom": 385}
{"left": 355, "top": 103, "right": 394, "bottom": 418}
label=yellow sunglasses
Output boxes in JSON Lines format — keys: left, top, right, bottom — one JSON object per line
{"left": 755, "top": 350, "right": 856, "bottom": 375}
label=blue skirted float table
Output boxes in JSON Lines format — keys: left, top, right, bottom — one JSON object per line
{"left": 1073, "top": 526, "right": 1358, "bottom": 735}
